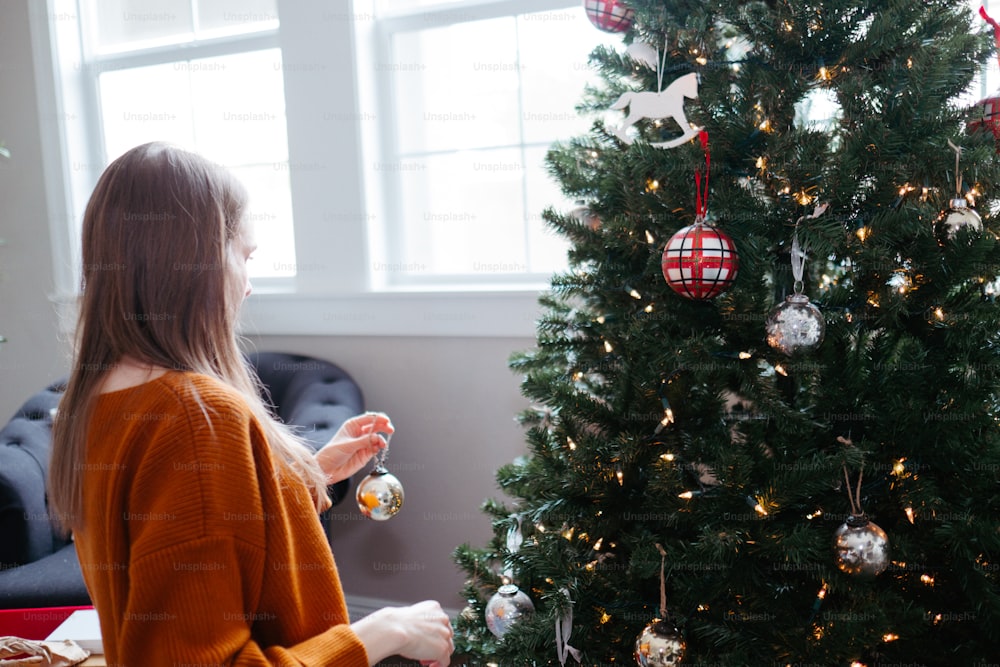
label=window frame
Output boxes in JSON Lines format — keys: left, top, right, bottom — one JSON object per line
{"left": 36, "top": 0, "right": 601, "bottom": 337}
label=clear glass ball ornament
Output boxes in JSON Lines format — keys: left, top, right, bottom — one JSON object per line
{"left": 484, "top": 584, "right": 535, "bottom": 638}
{"left": 766, "top": 292, "right": 825, "bottom": 356}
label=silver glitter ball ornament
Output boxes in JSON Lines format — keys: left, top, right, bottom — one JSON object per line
{"left": 355, "top": 466, "right": 404, "bottom": 520}
{"left": 766, "top": 293, "right": 825, "bottom": 355}
{"left": 834, "top": 514, "right": 890, "bottom": 577}
{"left": 485, "top": 584, "right": 535, "bottom": 638}
{"left": 936, "top": 197, "right": 983, "bottom": 242}
{"left": 634, "top": 619, "right": 686, "bottom": 667}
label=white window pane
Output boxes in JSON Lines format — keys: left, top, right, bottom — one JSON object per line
{"left": 229, "top": 165, "right": 295, "bottom": 278}
{"left": 523, "top": 146, "right": 571, "bottom": 275}
{"left": 90, "top": 0, "right": 193, "bottom": 51}
{"left": 187, "top": 50, "right": 288, "bottom": 165}
{"left": 99, "top": 50, "right": 294, "bottom": 279}
{"left": 392, "top": 17, "right": 521, "bottom": 155}
{"left": 197, "top": 0, "right": 279, "bottom": 35}
{"left": 518, "top": 9, "right": 620, "bottom": 144}
{"left": 99, "top": 63, "right": 195, "bottom": 160}
{"left": 381, "top": 6, "right": 620, "bottom": 282}
{"left": 397, "top": 149, "right": 527, "bottom": 277}
{"left": 100, "top": 50, "right": 288, "bottom": 166}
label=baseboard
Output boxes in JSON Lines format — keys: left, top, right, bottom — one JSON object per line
{"left": 344, "top": 593, "right": 461, "bottom": 623}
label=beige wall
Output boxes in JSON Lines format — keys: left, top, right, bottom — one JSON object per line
{"left": 0, "top": 0, "right": 535, "bottom": 612}
{"left": 249, "top": 334, "right": 532, "bottom": 609}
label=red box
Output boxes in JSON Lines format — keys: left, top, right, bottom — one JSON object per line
{"left": 0, "top": 605, "right": 94, "bottom": 640}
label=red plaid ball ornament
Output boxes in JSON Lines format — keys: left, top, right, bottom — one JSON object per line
{"left": 583, "top": 0, "right": 634, "bottom": 33}
{"left": 969, "top": 95, "right": 1000, "bottom": 147}
{"left": 661, "top": 222, "right": 739, "bottom": 300}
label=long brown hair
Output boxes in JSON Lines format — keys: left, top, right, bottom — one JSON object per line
{"left": 49, "top": 142, "right": 330, "bottom": 533}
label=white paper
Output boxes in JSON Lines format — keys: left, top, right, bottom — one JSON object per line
{"left": 44, "top": 610, "right": 102, "bottom": 654}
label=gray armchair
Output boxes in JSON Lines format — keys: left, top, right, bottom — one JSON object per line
{"left": 0, "top": 352, "right": 364, "bottom": 609}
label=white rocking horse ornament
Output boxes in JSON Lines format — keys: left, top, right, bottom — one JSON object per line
{"left": 610, "top": 43, "right": 702, "bottom": 149}
{"left": 611, "top": 43, "right": 701, "bottom": 148}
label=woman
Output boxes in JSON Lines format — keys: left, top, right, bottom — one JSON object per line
{"left": 48, "top": 142, "right": 453, "bottom": 666}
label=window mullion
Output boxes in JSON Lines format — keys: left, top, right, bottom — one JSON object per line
{"left": 190, "top": 0, "right": 201, "bottom": 35}
{"left": 277, "top": 0, "right": 369, "bottom": 293}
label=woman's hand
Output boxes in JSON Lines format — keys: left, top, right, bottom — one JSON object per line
{"left": 314, "top": 412, "right": 394, "bottom": 484}
{"left": 352, "top": 600, "right": 454, "bottom": 667}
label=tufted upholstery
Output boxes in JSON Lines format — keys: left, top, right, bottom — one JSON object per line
{"left": 0, "top": 352, "right": 364, "bottom": 609}
{"left": 0, "top": 381, "right": 83, "bottom": 609}
{"left": 246, "top": 351, "right": 366, "bottom": 506}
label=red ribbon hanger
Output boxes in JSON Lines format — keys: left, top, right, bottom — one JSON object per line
{"left": 981, "top": 6, "right": 1000, "bottom": 70}
{"left": 694, "top": 130, "right": 710, "bottom": 220}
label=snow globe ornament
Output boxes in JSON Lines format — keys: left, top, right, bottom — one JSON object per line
{"left": 766, "top": 212, "right": 826, "bottom": 355}
{"left": 936, "top": 197, "right": 982, "bottom": 243}
{"left": 583, "top": 0, "right": 634, "bottom": 33}
{"left": 485, "top": 584, "right": 535, "bottom": 638}
{"left": 766, "top": 293, "right": 825, "bottom": 355}
{"left": 356, "top": 439, "right": 404, "bottom": 521}
{"left": 634, "top": 619, "right": 686, "bottom": 667}
{"left": 833, "top": 514, "right": 890, "bottom": 578}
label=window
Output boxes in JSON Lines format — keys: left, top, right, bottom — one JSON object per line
{"left": 71, "top": 0, "right": 293, "bottom": 278}
{"left": 36, "top": 0, "right": 666, "bottom": 335}
{"left": 368, "top": 1, "right": 619, "bottom": 286}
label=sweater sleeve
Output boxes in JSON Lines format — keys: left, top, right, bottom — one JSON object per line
{"left": 120, "top": 536, "right": 369, "bottom": 667}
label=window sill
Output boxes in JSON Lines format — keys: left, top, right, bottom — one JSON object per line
{"left": 51, "top": 287, "right": 546, "bottom": 339}
{"left": 240, "top": 288, "right": 544, "bottom": 338}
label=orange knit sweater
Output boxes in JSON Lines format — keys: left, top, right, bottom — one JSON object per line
{"left": 73, "top": 371, "right": 369, "bottom": 667}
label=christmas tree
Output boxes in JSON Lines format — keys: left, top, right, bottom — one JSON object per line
{"left": 453, "top": 0, "right": 1000, "bottom": 665}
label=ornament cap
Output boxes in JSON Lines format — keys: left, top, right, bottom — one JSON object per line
{"left": 785, "top": 292, "right": 811, "bottom": 305}
{"left": 845, "top": 513, "right": 870, "bottom": 528}
{"left": 497, "top": 583, "right": 521, "bottom": 597}
{"left": 648, "top": 618, "right": 681, "bottom": 634}
{"left": 949, "top": 197, "right": 970, "bottom": 210}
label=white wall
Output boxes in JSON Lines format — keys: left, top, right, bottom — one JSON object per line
{"left": 0, "top": 0, "right": 536, "bottom": 613}
{"left": 0, "top": 0, "right": 72, "bottom": 412}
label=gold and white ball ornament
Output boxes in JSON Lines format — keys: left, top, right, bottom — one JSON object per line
{"left": 634, "top": 618, "right": 686, "bottom": 667}
{"left": 635, "top": 543, "right": 687, "bottom": 667}
{"left": 570, "top": 200, "right": 602, "bottom": 230}
{"left": 355, "top": 437, "right": 404, "bottom": 521}
{"left": 936, "top": 141, "right": 983, "bottom": 243}
{"left": 935, "top": 197, "right": 983, "bottom": 243}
